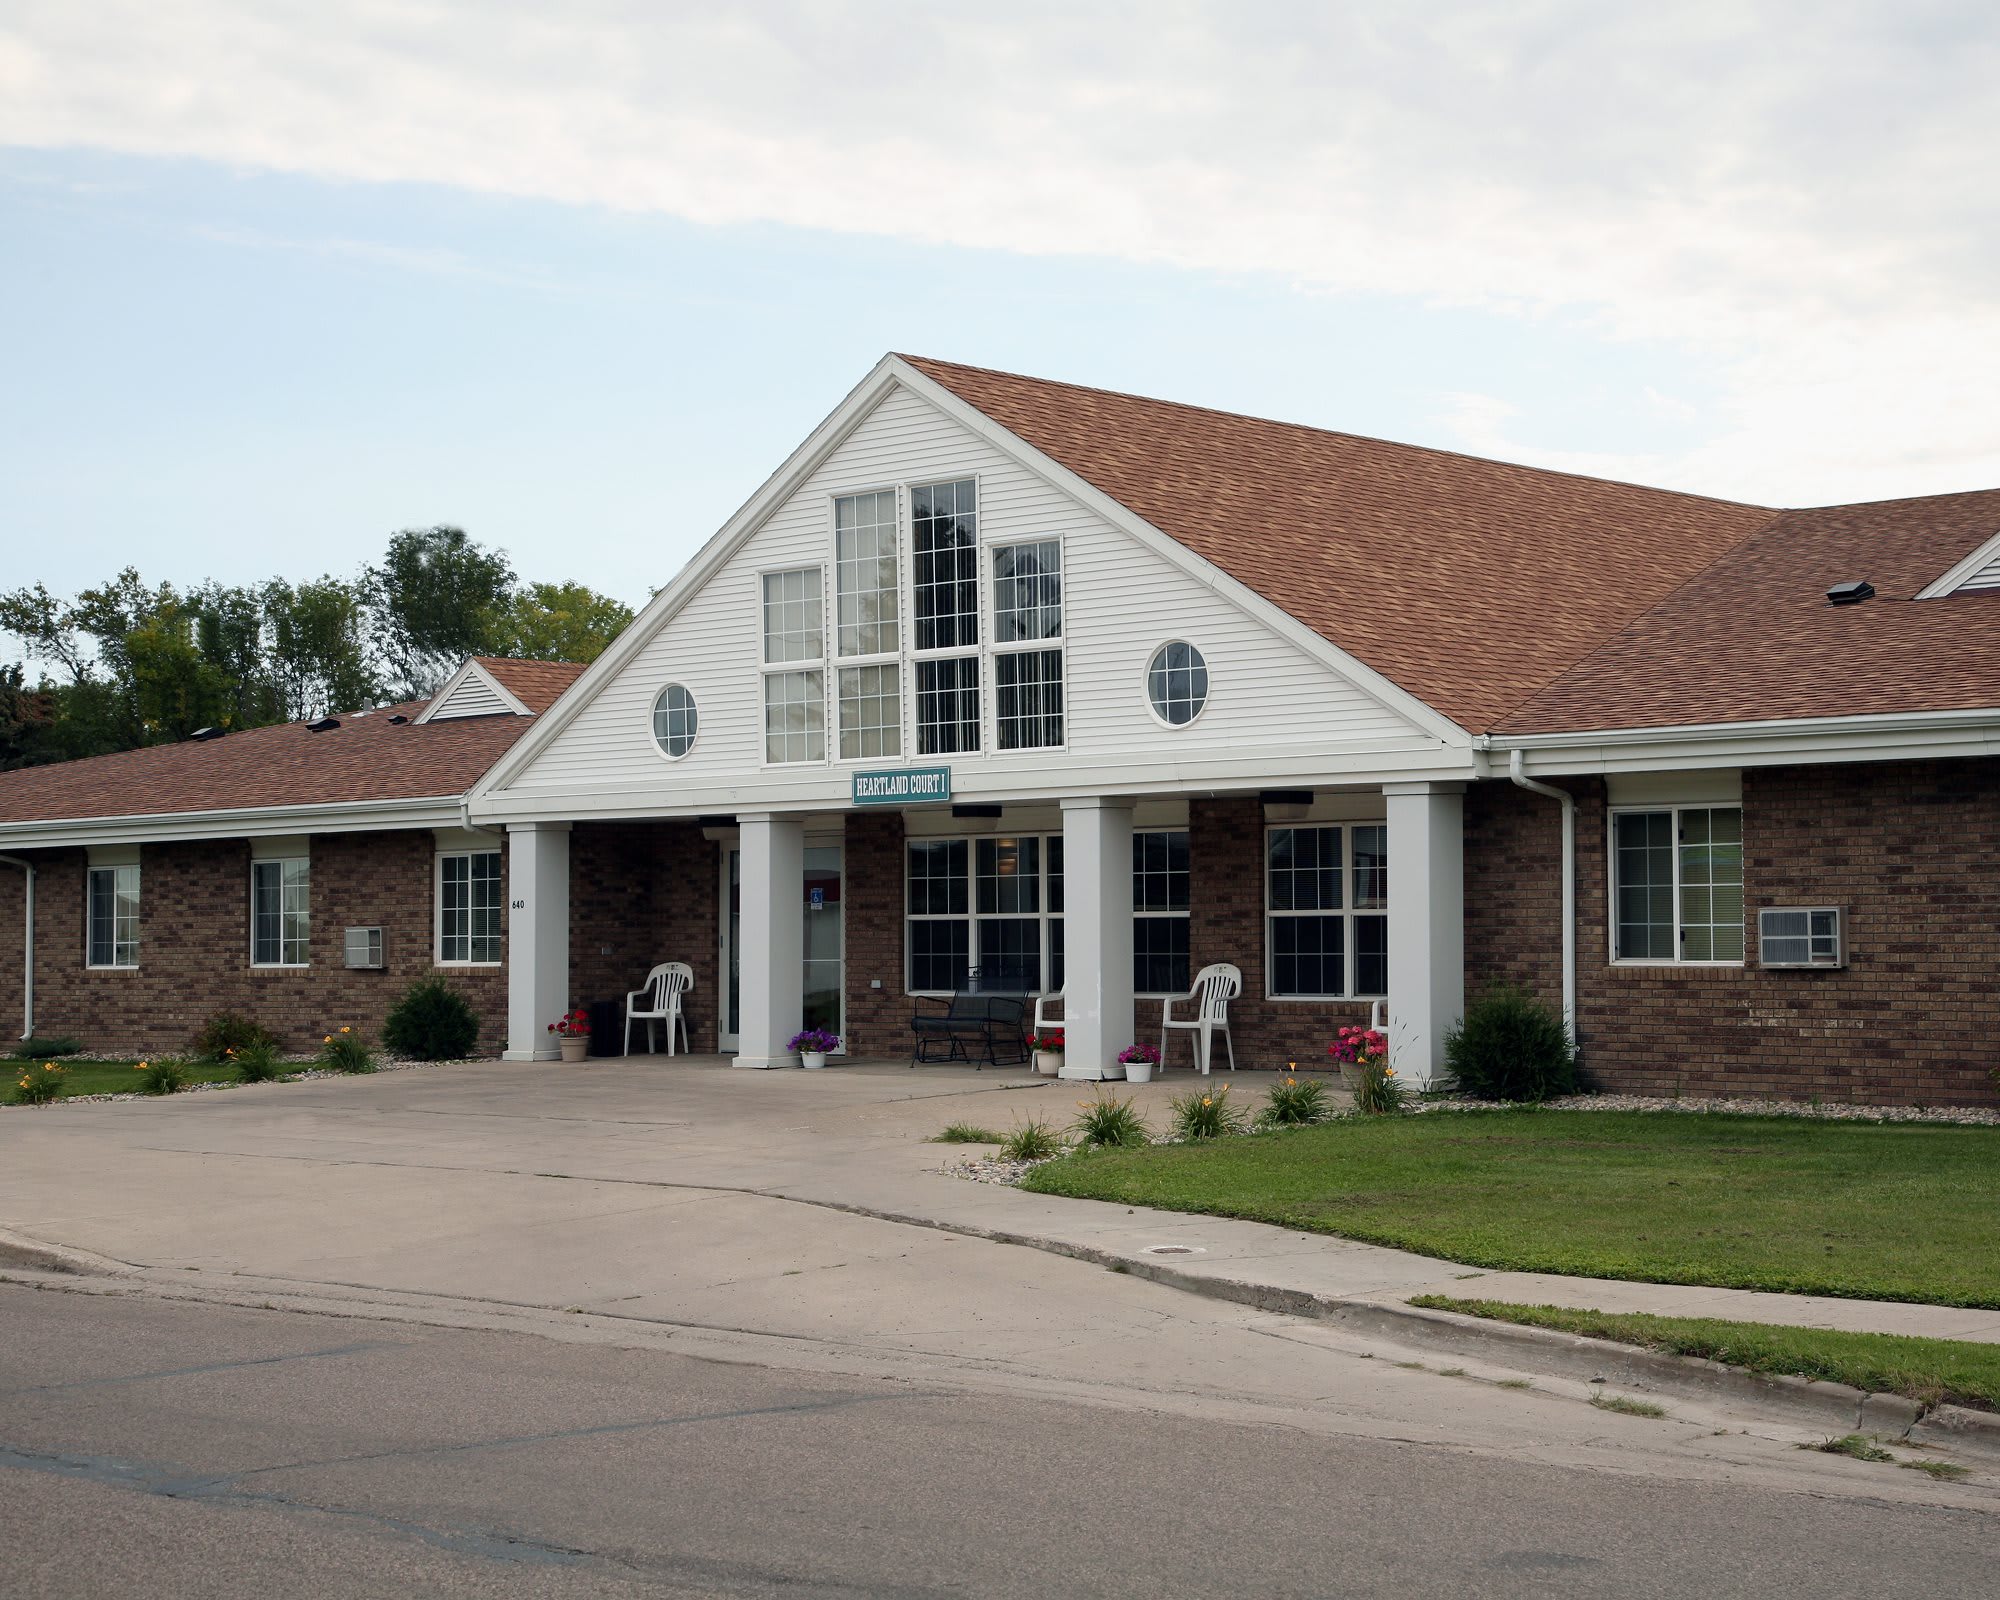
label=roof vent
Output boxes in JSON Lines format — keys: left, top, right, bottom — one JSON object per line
{"left": 306, "top": 716, "right": 341, "bottom": 732}
{"left": 1826, "top": 580, "right": 1875, "bottom": 606}
{"left": 189, "top": 726, "right": 226, "bottom": 742}
{"left": 387, "top": 714, "right": 409, "bottom": 725}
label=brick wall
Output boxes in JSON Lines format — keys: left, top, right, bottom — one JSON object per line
{"left": 1187, "top": 797, "right": 1375, "bottom": 1070}
{"left": 1465, "top": 760, "right": 2000, "bottom": 1107}
{"left": 569, "top": 821, "right": 719, "bottom": 1052}
{"left": 0, "top": 830, "right": 509, "bottom": 1057}
{"left": 841, "top": 811, "right": 907, "bottom": 1057}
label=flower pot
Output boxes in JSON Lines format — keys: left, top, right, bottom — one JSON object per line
{"left": 1124, "top": 1060, "right": 1155, "bottom": 1084}
{"left": 1032, "top": 1050, "right": 1062, "bottom": 1077}
{"left": 801, "top": 1051, "right": 828, "bottom": 1070}
{"left": 559, "top": 1036, "right": 588, "bottom": 1063}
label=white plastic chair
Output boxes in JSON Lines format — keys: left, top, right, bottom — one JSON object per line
{"left": 1032, "top": 991, "right": 1064, "bottom": 1034}
{"left": 624, "top": 962, "right": 693, "bottom": 1056}
{"left": 1160, "top": 962, "right": 1241, "bottom": 1076}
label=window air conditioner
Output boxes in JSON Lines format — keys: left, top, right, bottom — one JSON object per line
{"left": 1758, "top": 907, "right": 1843, "bottom": 968}
{"left": 343, "top": 926, "right": 385, "bottom": 969}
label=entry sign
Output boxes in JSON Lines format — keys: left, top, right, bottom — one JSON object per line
{"left": 852, "top": 766, "right": 952, "bottom": 806}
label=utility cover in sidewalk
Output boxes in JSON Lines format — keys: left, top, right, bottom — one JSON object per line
{"left": 1143, "top": 1245, "right": 1205, "bottom": 1256}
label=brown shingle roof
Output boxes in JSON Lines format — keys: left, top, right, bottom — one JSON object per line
{"left": 0, "top": 659, "right": 583, "bottom": 828}
{"left": 903, "top": 355, "right": 1782, "bottom": 731}
{"left": 474, "top": 657, "right": 587, "bottom": 712}
{"left": 1501, "top": 489, "right": 2000, "bottom": 732}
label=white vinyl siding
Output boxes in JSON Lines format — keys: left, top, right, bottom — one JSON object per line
{"left": 86, "top": 864, "right": 139, "bottom": 969}
{"left": 1613, "top": 806, "right": 1745, "bottom": 963}
{"left": 437, "top": 850, "right": 502, "bottom": 965}
{"left": 496, "top": 383, "right": 1432, "bottom": 809}
{"left": 251, "top": 857, "right": 310, "bottom": 967}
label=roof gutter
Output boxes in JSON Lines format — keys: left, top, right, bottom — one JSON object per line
{"left": 0, "top": 853, "right": 33, "bottom": 1041}
{"left": 1506, "top": 751, "right": 1575, "bottom": 1053}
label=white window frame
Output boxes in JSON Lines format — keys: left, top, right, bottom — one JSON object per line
{"left": 249, "top": 856, "right": 311, "bottom": 969}
{"left": 1143, "top": 639, "right": 1210, "bottom": 730}
{"left": 1263, "top": 823, "right": 1389, "bottom": 1001}
{"left": 758, "top": 562, "right": 827, "bottom": 766}
{"left": 650, "top": 683, "right": 699, "bottom": 762}
{"left": 1132, "top": 828, "right": 1189, "bottom": 998}
{"left": 831, "top": 486, "right": 905, "bottom": 763}
{"left": 909, "top": 475, "right": 985, "bottom": 758}
{"left": 435, "top": 848, "right": 503, "bottom": 967}
{"left": 988, "top": 537, "right": 1066, "bottom": 753}
{"left": 85, "top": 863, "right": 139, "bottom": 970}
{"left": 1608, "top": 804, "right": 1747, "bottom": 967}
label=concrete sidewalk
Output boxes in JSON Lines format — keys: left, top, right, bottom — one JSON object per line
{"left": 3, "top": 1054, "right": 1993, "bottom": 1348}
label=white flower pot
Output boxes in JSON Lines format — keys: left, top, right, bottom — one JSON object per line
{"left": 801, "top": 1051, "right": 828, "bottom": 1070}
{"left": 1032, "top": 1050, "right": 1062, "bottom": 1077}
{"left": 1124, "top": 1060, "right": 1155, "bottom": 1084}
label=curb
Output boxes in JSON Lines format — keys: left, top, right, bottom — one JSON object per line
{"left": 798, "top": 1194, "right": 1989, "bottom": 1452}
{"left": 0, "top": 1227, "right": 129, "bottom": 1278}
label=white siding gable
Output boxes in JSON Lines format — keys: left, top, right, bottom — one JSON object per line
{"left": 420, "top": 660, "right": 527, "bottom": 722}
{"left": 490, "top": 383, "right": 1451, "bottom": 817}
{"left": 1917, "top": 528, "right": 2000, "bottom": 598}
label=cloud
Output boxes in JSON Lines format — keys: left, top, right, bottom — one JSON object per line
{"left": 2, "top": 0, "right": 1996, "bottom": 503}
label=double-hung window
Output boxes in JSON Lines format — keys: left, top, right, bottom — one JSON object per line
{"left": 251, "top": 857, "right": 310, "bottom": 967}
{"left": 992, "top": 539, "right": 1063, "bottom": 750}
{"left": 833, "top": 490, "right": 902, "bottom": 759}
{"left": 1266, "top": 825, "right": 1388, "bottom": 998}
{"left": 437, "top": 850, "right": 502, "bottom": 965}
{"left": 762, "top": 566, "right": 825, "bottom": 763}
{"left": 911, "top": 479, "right": 981, "bottom": 754}
{"left": 1612, "top": 806, "right": 1744, "bottom": 962}
{"left": 1133, "top": 830, "right": 1190, "bottom": 994}
{"left": 86, "top": 863, "right": 139, "bottom": 969}
{"left": 904, "top": 829, "right": 1189, "bottom": 998}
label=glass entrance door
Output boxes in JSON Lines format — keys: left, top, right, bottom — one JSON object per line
{"left": 718, "top": 845, "right": 842, "bottom": 1052}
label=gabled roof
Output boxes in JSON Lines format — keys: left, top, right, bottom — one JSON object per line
{"left": 902, "top": 356, "right": 1781, "bottom": 732}
{"left": 0, "top": 658, "right": 585, "bottom": 832}
{"left": 475, "top": 657, "right": 588, "bottom": 712}
{"left": 1501, "top": 488, "right": 2000, "bottom": 732}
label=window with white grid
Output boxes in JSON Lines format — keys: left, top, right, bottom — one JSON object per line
{"left": 1265, "top": 825, "right": 1388, "bottom": 998}
{"left": 915, "top": 655, "right": 980, "bottom": 755}
{"left": 835, "top": 491, "right": 900, "bottom": 658}
{"left": 437, "top": 851, "right": 502, "bottom": 965}
{"left": 837, "top": 664, "right": 901, "bottom": 759}
{"left": 911, "top": 480, "right": 978, "bottom": 651}
{"left": 86, "top": 864, "right": 139, "bottom": 969}
{"left": 1133, "top": 830, "right": 1189, "bottom": 995}
{"left": 993, "top": 541, "right": 1061, "bottom": 644}
{"left": 994, "top": 648, "right": 1063, "bottom": 750}
{"left": 762, "top": 566, "right": 825, "bottom": 763}
{"left": 251, "top": 858, "right": 310, "bottom": 967}
{"left": 1613, "top": 806, "right": 1744, "bottom": 963}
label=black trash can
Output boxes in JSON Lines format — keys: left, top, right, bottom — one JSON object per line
{"left": 587, "top": 999, "right": 622, "bottom": 1057}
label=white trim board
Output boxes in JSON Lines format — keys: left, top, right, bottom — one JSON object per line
{"left": 0, "top": 796, "right": 469, "bottom": 851}
{"left": 1915, "top": 527, "right": 2000, "bottom": 599}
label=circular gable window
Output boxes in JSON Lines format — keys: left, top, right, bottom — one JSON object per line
{"left": 1146, "top": 642, "right": 1209, "bottom": 726}
{"left": 652, "top": 684, "right": 698, "bottom": 759}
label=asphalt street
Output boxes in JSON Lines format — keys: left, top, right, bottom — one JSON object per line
{"left": 2, "top": 1286, "right": 1994, "bottom": 1599}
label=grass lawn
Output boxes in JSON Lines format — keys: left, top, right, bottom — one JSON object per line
{"left": 4, "top": 1058, "right": 249, "bottom": 1099}
{"left": 1019, "top": 1109, "right": 2000, "bottom": 1306}
{"left": 1409, "top": 1297, "right": 2000, "bottom": 1412}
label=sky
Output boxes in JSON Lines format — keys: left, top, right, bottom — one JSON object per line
{"left": 2, "top": 1, "right": 1996, "bottom": 618}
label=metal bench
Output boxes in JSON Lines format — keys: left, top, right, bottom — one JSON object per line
{"left": 909, "top": 991, "right": 1029, "bottom": 1069}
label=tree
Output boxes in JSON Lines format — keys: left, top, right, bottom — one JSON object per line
{"left": 367, "top": 527, "right": 516, "bottom": 697}
{"left": 499, "top": 581, "right": 634, "bottom": 664}
{"left": 265, "top": 577, "right": 379, "bottom": 720}
{"left": 126, "top": 601, "right": 234, "bottom": 742}
{"left": 0, "top": 663, "right": 57, "bottom": 770}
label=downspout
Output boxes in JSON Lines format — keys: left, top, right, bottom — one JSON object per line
{"left": 0, "top": 853, "right": 34, "bottom": 1041}
{"left": 1506, "top": 751, "right": 1575, "bottom": 1049}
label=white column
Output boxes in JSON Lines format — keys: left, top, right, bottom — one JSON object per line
{"left": 1384, "top": 782, "right": 1465, "bottom": 1089}
{"left": 504, "top": 821, "right": 571, "bottom": 1062}
{"left": 1057, "top": 797, "right": 1135, "bottom": 1082}
{"left": 734, "top": 813, "right": 805, "bottom": 1070}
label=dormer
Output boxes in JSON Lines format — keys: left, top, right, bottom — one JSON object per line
{"left": 1916, "top": 529, "right": 2000, "bottom": 599}
{"left": 416, "top": 659, "right": 536, "bottom": 722}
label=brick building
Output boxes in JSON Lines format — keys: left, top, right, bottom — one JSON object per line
{"left": 7, "top": 357, "right": 1998, "bottom": 1105}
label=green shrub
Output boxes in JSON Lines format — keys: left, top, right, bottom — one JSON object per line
{"left": 930, "top": 1122, "right": 1002, "bottom": 1144}
{"left": 383, "top": 978, "right": 482, "bottom": 1061}
{"left": 317, "top": 1026, "right": 376, "bottom": 1074}
{"left": 998, "top": 1118, "right": 1064, "bottom": 1162}
{"left": 1071, "top": 1095, "right": 1149, "bottom": 1148}
{"left": 1443, "top": 984, "right": 1578, "bottom": 1102}
{"left": 1260, "top": 1074, "right": 1331, "bottom": 1127}
{"left": 1350, "top": 1057, "right": 1405, "bottom": 1116}
{"left": 133, "top": 1058, "right": 190, "bottom": 1095}
{"left": 231, "top": 1041, "right": 284, "bottom": 1083}
{"left": 7, "top": 1036, "right": 82, "bottom": 1060}
{"left": 1169, "top": 1082, "right": 1245, "bottom": 1140}
{"left": 11, "top": 1061, "right": 69, "bottom": 1105}
{"left": 192, "top": 1012, "right": 277, "bottom": 1063}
